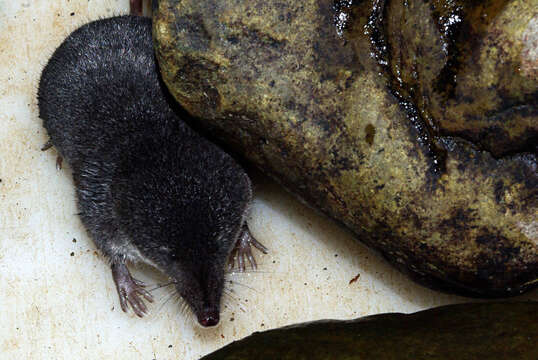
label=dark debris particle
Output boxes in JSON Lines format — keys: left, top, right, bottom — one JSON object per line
{"left": 72, "top": 238, "right": 77, "bottom": 243}
{"left": 230, "top": 317, "right": 234, "bottom": 321}
{"left": 70, "top": 252, "right": 75, "bottom": 256}
{"left": 261, "top": 323, "right": 265, "bottom": 327}
{"left": 70, "top": 12, "right": 75, "bottom": 16}
{"left": 323, "top": 267, "right": 327, "bottom": 270}
{"left": 365, "top": 124, "right": 376, "bottom": 145}
{"left": 334, "top": 254, "right": 338, "bottom": 257}
{"left": 168, "top": 345, "right": 173, "bottom": 348}
{"left": 349, "top": 273, "right": 361, "bottom": 285}
{"left": 221, "top": 334, "right": 225, "bottom": 339}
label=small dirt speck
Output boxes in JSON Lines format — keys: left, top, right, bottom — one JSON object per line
{"left": 70, "top": 252, "right": 75, "bottom": 256}
{"left": 365, "top": 124, "right": 376, "bottom": 145}
{"left": 349, "top": 273, "right": 361, "bottom": 285}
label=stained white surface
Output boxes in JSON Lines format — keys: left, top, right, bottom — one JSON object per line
{"left": 0, "top": 1, "right": 536, "bottom": 359}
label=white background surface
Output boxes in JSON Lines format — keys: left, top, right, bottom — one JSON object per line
{"left": 1, "top": 0, "right": 536, "bottom": 359}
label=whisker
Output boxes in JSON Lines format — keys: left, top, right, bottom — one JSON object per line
{"left": 226, "top": 269, "right": 276, "bottom": 275}
{"left": 223, "top": 287, "right": 237, "bottom": 296}
{"left": 227, "top": 279, "right": 260, "bottom": 294}
{"left": 222, "top": 289, "right": 240, "bottom": 306}
{"left": 148, "top": 281, "right": 175, "bottom": 292}
{"left": 177, "top": 296, "right": 194, "bottom": 324}
{"left": 157, "top": 290, "right": 176, "bottom": 313}
{"left": 172, "top": 293, "right": 188, "bottom": 316}
{"left": 181, "top": 304, "right": 190, "bottom": 317}
{"left": 185, "top": 309, "right": 195, "bottom": 324}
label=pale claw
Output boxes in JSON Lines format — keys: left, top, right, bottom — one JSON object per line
{"left": 41, "top": 140, "right": 53, "bottom": 151}
{"left": 56, "top": 156, "right": 63, "bottom": 170}
{"left": 41, "top": 140, "right": 63, "bottom": 170}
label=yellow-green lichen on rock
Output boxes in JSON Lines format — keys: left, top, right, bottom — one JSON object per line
{"left": 154, "top": 0, "right": 537, "bottom": 297}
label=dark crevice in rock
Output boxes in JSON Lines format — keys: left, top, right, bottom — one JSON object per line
{"left": 364, "top": 0, "right": 447, "bottom": 180}
{"left": 362, "top": 0, "right": 536, "bottom": 162}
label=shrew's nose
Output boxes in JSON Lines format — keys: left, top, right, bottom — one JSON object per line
{"left": 198, "top": 308, "right": 219, "bottom": 327}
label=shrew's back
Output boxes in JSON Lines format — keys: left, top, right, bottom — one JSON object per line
{"left": 38, "top": 15, "right": 174, "bottom": 168}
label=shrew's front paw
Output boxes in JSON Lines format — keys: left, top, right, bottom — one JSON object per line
{"left": 229, "top": 225, "right": 268, "bottom": 271}
{"left": 111, "top": 263, "right": 153, "bottom": 317}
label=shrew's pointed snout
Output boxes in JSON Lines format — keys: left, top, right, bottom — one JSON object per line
{"left": 198, "top": 308, "right": 220, "bottom": 327}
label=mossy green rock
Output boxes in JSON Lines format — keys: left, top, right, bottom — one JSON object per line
{"left": 201, "top": 302, "right": 538, "bottom": 360}
{"left": 154, "top": 0, "right": 537, "bottom": 297}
